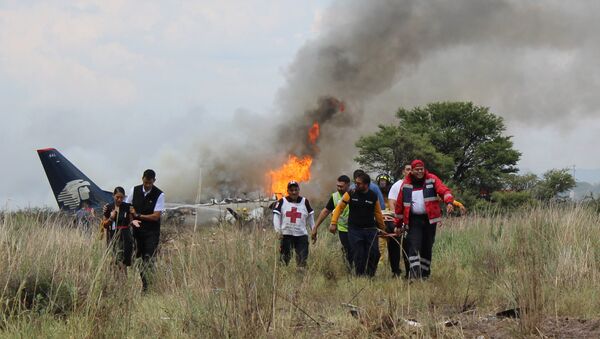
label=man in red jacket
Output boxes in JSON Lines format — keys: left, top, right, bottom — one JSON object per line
{"left": 394, "top": 159, "right": 454, "bottom": 280}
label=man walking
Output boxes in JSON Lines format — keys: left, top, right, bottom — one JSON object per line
{"left": 311, "top": 175, "right": 353, "bottom": 268}
{"left": 127, "top": 169, "right": 165, "bottom": 292}
{"left": 394, "top": 160, "right": 454, "bottom": 280}
{"left": 273, "top": 181, "right": 315, "bottom": 267}
{"left": 331, "top": 172, "right": 386, "bottom": 277}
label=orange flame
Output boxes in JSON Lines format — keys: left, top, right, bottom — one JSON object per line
{"left": 308, "top": 121, "right": 320, "bottom": 144}
{"left": 268, "top": 155, "right": 313, "bottom": 198}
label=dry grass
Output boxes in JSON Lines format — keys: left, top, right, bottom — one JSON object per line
{"left": 1, "top": 204, "right": 600, "bottom": 338}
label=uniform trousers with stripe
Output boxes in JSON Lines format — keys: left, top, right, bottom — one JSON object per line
{"left": 403, "top": 214, "right": 437, "bottom": 279}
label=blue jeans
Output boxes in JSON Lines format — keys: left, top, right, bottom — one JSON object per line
{"left": 348, "top": 227, "right": 380, "bottom": 276}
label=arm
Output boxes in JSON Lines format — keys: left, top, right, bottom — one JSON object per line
{"left": 374, "top": 202, "right": 385, "bottom": 231}
{"left": 387, "top": 180, "right": 401, "bottom": 212}
{"left": 394, "top": 187, "right": 404, "bottom": 228}
{"left": 273, "top": 212, "right": 282, "bottom": 233}
{"left": 330, "top": 192, "right": 349, "bottom": 226}
{"left": 313, "top": 208, "right": 331, "bottom": 231}
{"left": 272, "top": 199, "right": 283, "bottom": 233}
{"left": 133, "top": 192, "right": 164, "bottom": 222}
{"left": 433, "top": 176, "right": 454, "bottom": 214}
{"left": 371, "top": 184, "right": 386, "bottom": 210}
{"left": 307, "top": 211, "right": 315, "bottom": 230}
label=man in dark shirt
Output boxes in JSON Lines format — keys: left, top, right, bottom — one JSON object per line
{"left": 126, "top": 169, "right": 165, "bottom": 292}
{"left": 331, "top": 173, "right": 386, "bottom": 277}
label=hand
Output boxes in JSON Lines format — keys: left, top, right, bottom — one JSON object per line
{"left": 110, "top": 210, "right": 117, "bottom": 220}
{"left": 310, "top": 229, "right": 318, "bottom": 244}
{"left": 131, "top": 220, "right": 141, "bottom": 228}
{"left": 328, "top": 224, "right": 337, "bottom": 234}
{"left": 446, "top": 203, "right": 454, "bottom": 214}
{"left": 459, "top": 205, "right": 467, "bottom": 215}
{"left": 278, "top": 233, "right": 284, "bottom": 240}
{"left": 102, "top": 204, "right": 108, "bottom": 214}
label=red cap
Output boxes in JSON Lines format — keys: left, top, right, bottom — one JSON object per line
{"left": 411, "top": 159, "right": 425, "bottom": 168}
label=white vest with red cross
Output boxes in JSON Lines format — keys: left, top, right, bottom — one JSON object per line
{"left": 276, "top": 197, "right": 310, "bottom": 236}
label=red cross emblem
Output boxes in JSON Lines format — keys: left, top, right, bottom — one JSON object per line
{"left": 285, "top": 207, "right": 302, "bottom": 223}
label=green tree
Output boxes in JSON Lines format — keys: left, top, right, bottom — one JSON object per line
{"left": 534, "top": 168, "right": 576, "bottom": 201}
{"left": 502, "top": 173, "right": 539, "bottom": 192}
{"left": 354, "top": 126, "right": 453, "bottom": 179}
{"left": 355, "top": 102, "right": 521, "bottom": 192}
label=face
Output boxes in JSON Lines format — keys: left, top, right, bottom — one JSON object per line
{"left": 403, "top": 165, "right": 412, "bottom": 178}
{"left": 336, "top": 181, "right": 349, "bottom": 194}
{"left": 114, "top": 192, "right": 125, "bottom": 206}
{"left": 287, "top": 186, "right": 300, "bottom": 199}
{"left": 355, "top": 178, "right": 369, "bottom": 192}
{"left": 412, "top": 165, "right": 425, "bottom": 179}
{"left": 142, "top": 176, "right": 155, "bottom": 191}
{"left": 378, "top": 179, "right": 388, "bottom": 189}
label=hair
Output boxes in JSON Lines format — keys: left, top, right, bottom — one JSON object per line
{"left": 337, "top": 175, "right": 351, "bottom": 183}
{"left": 353, "top": 169, "right": 365, "bottom": 179}
{"left": 355, "top": 172, "right": 371, "bottom": 185}
{"left": 143, "top": 169, "right": 156, "bottom": 180}
{"left": 113, "top": 186, "right": 126, "bottom": 195}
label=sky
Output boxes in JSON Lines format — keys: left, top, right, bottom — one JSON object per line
{"left": 1, "top": 1, "right": 599, "bottom": 209}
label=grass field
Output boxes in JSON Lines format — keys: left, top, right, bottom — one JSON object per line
{"left": 1, "top": 205, "right": 600, "bottom": 338}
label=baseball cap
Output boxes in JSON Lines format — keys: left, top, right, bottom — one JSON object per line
{"left": 287, "top": 181, "right": 299, "bottom": 188}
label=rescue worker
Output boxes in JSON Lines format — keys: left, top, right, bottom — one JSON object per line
{"left": 394, "top": 160, "right": 454, "bottom": 280}
{"left": 273, "top": 181, "right": 315, "bottom": 267}
{"left": 331, "top": 172, "right": 386, "bottom": 277}
{"left": 311, "top": 175, "right": 353, "bottom": 268}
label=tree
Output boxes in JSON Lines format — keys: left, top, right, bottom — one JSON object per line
{"left": 355, "top": 102, "right": 521, "bottom": 192}
{"left": 354, "top": 125, "right": 453, "bottom": 179}
{"left": 502, "top": 173, "right": 539, "bottom": 192}
{"left": 534, "top": 168, "right": 576, "bottom": 201}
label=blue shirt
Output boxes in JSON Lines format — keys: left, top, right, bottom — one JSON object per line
{"left": 350, "top": 182, "right": 386, "bottom": 210}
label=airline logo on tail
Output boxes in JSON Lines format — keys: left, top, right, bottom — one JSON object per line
{"left": 37, "top": 148, "right": 113, "bottom": 211}
{"left": 57, "top": 179, "right": 92, "bottom": 210}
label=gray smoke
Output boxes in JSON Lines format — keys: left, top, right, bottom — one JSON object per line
{"left": 164, "top": 0, "right": 600, "bottom": 201}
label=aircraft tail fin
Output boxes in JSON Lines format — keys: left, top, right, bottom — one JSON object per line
{"left": 37, "top": 148, "right": 113, "bottom": 211}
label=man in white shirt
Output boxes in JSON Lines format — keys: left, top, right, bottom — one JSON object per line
{"left": 126, "top": 169, "right": 165, "bottom": 292}
{"left": 387, "top": 163, "right": 412, "bottom": 211}
{"left": 273, "top": 181, "right": 315, "bottom": 267}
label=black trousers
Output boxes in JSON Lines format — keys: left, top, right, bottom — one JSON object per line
{"left": 280, "top": 235, "right": 309, "bottom": 267}
{"left": 133, "top": 228, "right": 160, "bottom": 291}
{"left": 338, "top": 231, "right": 354, "bottom": 269}
{"left": 107, "top": 228, "right": 134, "bottom": 266}
{"left": 348, "top": 227, "right": 380, "bottom": 277}
{"left": 403, "top": 214, "right": 437, "bottom": 279}
{"left": 385, "top": 221, "right": 403, "bottom": 276}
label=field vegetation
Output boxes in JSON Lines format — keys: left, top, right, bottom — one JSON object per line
{"left": 1, "top": 204, "right": 600, "bottom": 338}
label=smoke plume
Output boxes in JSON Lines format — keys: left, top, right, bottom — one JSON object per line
{"left": 163, "top": 0, "right": 600, "bottom": 201}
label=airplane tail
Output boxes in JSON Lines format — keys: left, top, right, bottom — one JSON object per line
{"left": 37, "top": 148, "right": 113, "bottom": 212}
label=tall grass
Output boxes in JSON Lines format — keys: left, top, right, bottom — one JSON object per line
{"left": 1, "top": 205, "right": 600, "bottom": 337}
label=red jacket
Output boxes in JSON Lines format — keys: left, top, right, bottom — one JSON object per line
{"left": 394, "top": 171, "right": 453, "bottom": 227}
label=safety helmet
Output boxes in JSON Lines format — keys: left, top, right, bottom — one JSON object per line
{"left": 376, "top": 174, "right": 391, "bottom": 183}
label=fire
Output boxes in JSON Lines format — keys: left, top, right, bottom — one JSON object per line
{"left": 268, "top": 155, "right": 313, "bottom": 198}
{"left": 308, "top": 121, "right": 320, "bottom": 144}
